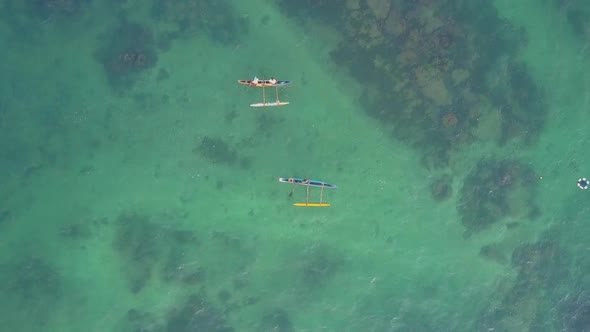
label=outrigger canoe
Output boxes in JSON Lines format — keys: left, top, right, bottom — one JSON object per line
{"left": 239, "top": 79, "right": 291, "bottom": 107}
{"left": 279, "top": 177, "right": 337, "bottom": 207}
{"left": 238, "top": 79, "right": 292, "bottom": 88}
{"left": 279, "top": 177, "right": 337, "bottom": 189}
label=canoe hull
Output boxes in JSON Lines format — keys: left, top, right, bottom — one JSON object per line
{"left": 238, "top": 79, "right": 292, "bottom": 87}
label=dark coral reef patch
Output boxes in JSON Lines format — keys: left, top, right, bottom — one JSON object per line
{"left": 123, "top": 292, "right": 235, "bottom": 332}
{"left": 194, "top": 136, "right": 251, "bottom": 169}
{"left": 554, "top": 1, "right": 590, "bottom": 41}
{"left": 430, "top": 174, "right": 453, "bottom": 202}
{"left": 27, "top": 0, "right": 91, "bottom": 20}
{"left": 112, "top": 212, "right": 201, "bottom": 293}
{"left": 259, "top": 308, "right": 294, "bottom": 332}
{"left": 195, "top": 136, "right": 238, "bottom": 166}
{"left": 276, "top": 0, "right": 547, "bottom": 168}
{"left": 0, "top": 255, "right": 62, "bottom": 326}
{"left": 293, "top": 244, "right": 344, "bottom": 290}
{"left": 166, "top": 294, "right": 234, "bottom": 332}
{"left": 458, "top": 158, "right": 539, "bottom": 235}
{"left": 94, "top": 21, "right": 158, "bottom": 90}
{"left": 477, "top": 238, "right": 571, "bottom": 331}
{"left": 559, "top": 290, "right": 590, "bottom": 332}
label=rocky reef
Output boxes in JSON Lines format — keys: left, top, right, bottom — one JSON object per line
{"left": 458, "top": 158, "right": 539, "bottom": 235}
{"left": 275, "top": 0, "right": 547, "bottom": 168}
{"left": 111, "top": 209, "right": 268, "bottom": 331}
{"left": 430, "top": 174, "right": 453, "bottom": 202}
{"left": 292, "top": 244, "right": 344, "bottom": 291}
{"left": 258, "top": 308, "right": 295, "bottom": 332}
{"left": 558, "top": 290, "right": 590, "bottom": 332}
{"left": 554, "top": 1, "right": 590, "bottom": 41}
{"left": 122, "top": 292, "right": 234, "bottom": 332}
{"left": 165, "top": 294, "right": 234, "bottom": 332}
{"left": 27, "top": 0, "right": 90, "bottom": 20}
{"left": 112, "top": 212, "right": 202, "bottom": 293}
{"left": 477, "top": 238, "right": 571, "bottom": 331}
{"left": 0, "top": 255, "right": 62, "bottom": 325}
{"left": 194, "top": 136, "right": 251, "bottom": 170}
{"left": 94, "top": 21, "right": 158, "bottom": 90}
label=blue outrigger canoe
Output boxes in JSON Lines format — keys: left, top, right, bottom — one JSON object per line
{"left": 279, "top": 177, "right": 337, "bottom": 207}
{"left": 278, "top": 177, "right": 337, "bottom": 189}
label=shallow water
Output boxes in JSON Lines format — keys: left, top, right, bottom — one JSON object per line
{"left": 1, "top": 0, "right": 589, "bottom": 331}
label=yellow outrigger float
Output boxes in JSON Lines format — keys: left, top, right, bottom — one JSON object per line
{"left": 279, "top": 177, "right": 337, "bottom": 207}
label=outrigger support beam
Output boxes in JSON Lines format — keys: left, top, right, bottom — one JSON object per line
{"left": 279, "top": 177, "right": 334, "bottom": 207}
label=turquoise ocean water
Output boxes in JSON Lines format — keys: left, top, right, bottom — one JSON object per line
{"left": 1, "top": 0, "right": 590, "bottom": 331}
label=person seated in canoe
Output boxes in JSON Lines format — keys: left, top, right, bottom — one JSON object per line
{"left": 252, "top": 76, "right": 259, "bottom": 84}
{"left": 269, "top": 77, "right": 277, "bottom": 85}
